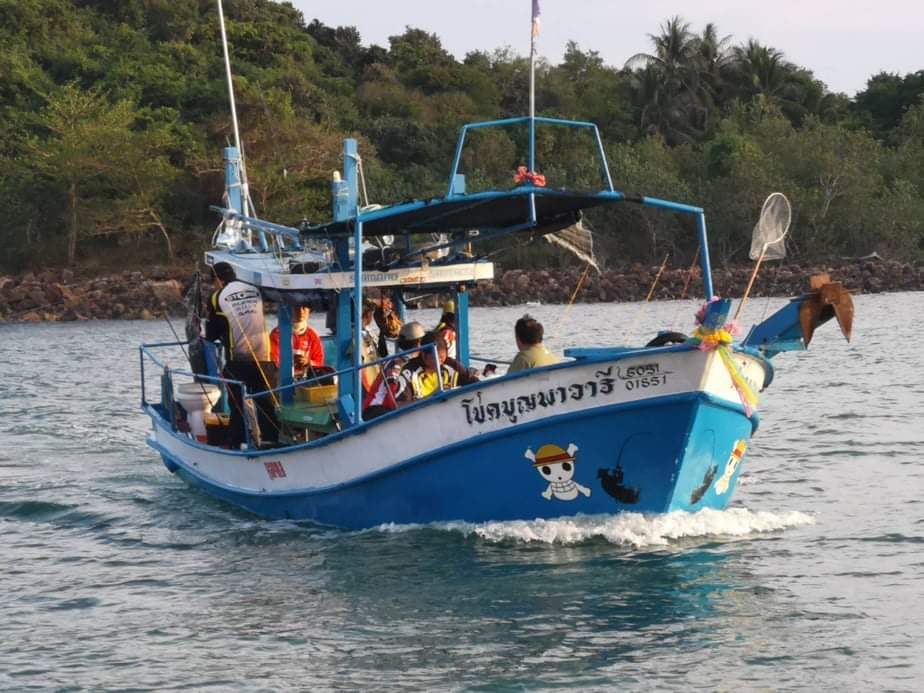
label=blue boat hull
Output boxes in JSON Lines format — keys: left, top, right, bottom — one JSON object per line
{"left": 154, "top": 392, "right": 756, "bottom": 529}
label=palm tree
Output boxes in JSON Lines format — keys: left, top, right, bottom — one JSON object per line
{"left": 727, "top": 39, "right": 802, "bottom": 111}
{"left": 692, "top": 23, "right": 733, "bottom": 128}
{"left": 626, "top": 16, "right": 705, "bottom": 143}
{"left": 631, "top": 64, "right": 700, "bottom": 144}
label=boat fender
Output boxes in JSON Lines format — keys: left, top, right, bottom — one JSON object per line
{"left": 645, "top": 331, "right": 688, "bottom": 347}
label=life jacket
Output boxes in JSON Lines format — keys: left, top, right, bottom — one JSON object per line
{"left": 399, "top": 357, "right": 463, "bottom": 401}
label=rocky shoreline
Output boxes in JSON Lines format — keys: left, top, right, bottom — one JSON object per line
{"left": 469, "top": 258, "right": 924, "bottom": 306}
{"left": 1, "top": 259, "right": 921, "bottom": 322}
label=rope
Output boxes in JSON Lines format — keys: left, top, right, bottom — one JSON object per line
{"left": 624, "top": 253, "right": 669, "bottom": 345}
{"left": 219, "top": 291, "right": 282, "bottom": 442}
{"left": 669, "top": 246, "right": 700, "bottom": 330}
{"left": 225, "top": 309, "right": 279, "bottom": 409}
{"left": 545, "top": 261, "right": 591, "bottom": 350}
{"left": 679, "top": 247, "right": 700, "bottom": 300}
{"left": 347, "top": 153, "right": 371, "bottom": 209}
{"left": 759, "top": 259, "right": 785, "bottom": 321}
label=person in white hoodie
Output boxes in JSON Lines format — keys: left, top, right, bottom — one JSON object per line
{"left": 206, "top": 262, "right": 277, "bottom": 447}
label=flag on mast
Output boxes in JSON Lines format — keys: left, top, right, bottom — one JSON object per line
{"left": 531, "top": 0, "right": 541, "bottom": 38}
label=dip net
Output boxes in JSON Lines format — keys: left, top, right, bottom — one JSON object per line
{"left": 748, "top": 192, "right": 792, "bottom": 261}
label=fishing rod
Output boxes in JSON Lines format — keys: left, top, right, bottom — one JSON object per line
{"left": 623, "top": 253, "right": 669, "bottom": 345}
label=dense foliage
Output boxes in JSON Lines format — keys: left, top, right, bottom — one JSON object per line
{"left": 1, "top": 1, "right": 922, "bottom": 272}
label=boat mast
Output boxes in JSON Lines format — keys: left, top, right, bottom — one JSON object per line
{"left": 528, "top": 0, "right": 540, "bottom": 224}
{"left": 216, "top": 0, "right": 269, "bottom": 251}
{"left": 529, "top": 0, "right": 539, "bottom": 173}
{"left": 217, "top": 0, "right": 247, "bottom": 217}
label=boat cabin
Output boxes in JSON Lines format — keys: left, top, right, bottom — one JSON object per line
{"left": 142, "top": 116, "right": 720, "bottom": 451}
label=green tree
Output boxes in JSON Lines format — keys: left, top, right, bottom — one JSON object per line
{"left": 725, "top": 40, "right": 804, "bottom": 118}
{"left": 23, "top": 84, "right": 181, "bottom": 264}
{"left": 853, "top": 71, "right": 924, "bottom": 141}
{"left": 627, "top": 16, "right": 705, "bottom": 144}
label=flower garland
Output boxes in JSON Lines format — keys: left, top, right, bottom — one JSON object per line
{"left": 688, "top": 297, "right": 759, "bottom": 417}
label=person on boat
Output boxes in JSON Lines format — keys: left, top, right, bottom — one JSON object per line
{"left": 372, "top": 292, "right": 402, "bottom": 357}
{"left": 205, "top": 262, "right": 278, "bottom": 447}
{"left": 363, "top": 321, "right": 427, "bottom": 419}
{"left": 360, "top": 298, "right": 381, "bottom": 394}
{"left": 434, "top": 299, "right": 457, "bottom": 359}
{"left": 507, "top": 314, "right": 558, "bottom": 373}
{"left": 269, "top": 304, "right": 324, "bottom": 380}
{"left": 397, "top": 331, "right": 478, "bottom": 403}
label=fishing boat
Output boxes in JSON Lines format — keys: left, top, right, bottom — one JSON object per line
{"left": 140, "top": 119, "right": 856, "bottom": 528}
{"left": 139, "top": 4, "right": 854, "bottom": 530}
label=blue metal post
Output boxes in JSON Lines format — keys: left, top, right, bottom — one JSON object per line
{"left": 696, "top": 212, "right": 715, "bottom": 299}
{"left": 223, "top": 147, "right": 268, "bottom": 252}
{"left": 528, "top": 119, "right": 537, "bottom": 224}
{"left": 343, "top": 139, "right": 359, "bottom": 218}
{"left": 223, "top": 147, "right": 243, "bottom": 216}
{"left": 592, "top": 125, "right": 615, "bottom": 191}
{"left": 447, "top": 126, "right": 469, "bottom": 195}
{"left": 394, "top": 288, "right": 407, "bottom": 323}
{"left": 455, "top": 288, "right": 469, "bottom": 368}
{"left": 332, "top": 139, "right": 359, "bottom": 422}
{"left": 139, "top": 348, "right": 146, "bottom": 406}
{"left": 353, "top": 219, "right": 364, "bottom": 425}
{"left": 278, "top": 304, "right": 293, "bottom": 405}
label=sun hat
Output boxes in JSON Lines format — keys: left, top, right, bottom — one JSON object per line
{"left": 398, "top": 321, "right": 426, "bottom": 341}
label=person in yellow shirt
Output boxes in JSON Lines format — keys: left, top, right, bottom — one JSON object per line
{"left": 507, "top": 314, "right": 559, "bottom": 373}
{"left": 397, "top": 332, "right": 478, "bottom": 402}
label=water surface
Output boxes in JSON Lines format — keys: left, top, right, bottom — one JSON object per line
{"left": 1, "top": 292, "right": 922, "bottom": 691}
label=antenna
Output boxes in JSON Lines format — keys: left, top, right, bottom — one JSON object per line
{"left": 216, "top": 0, "right": 251, "bottom": 219}
{"left": 528, "top": 0, "right": 540, "bottom": 172}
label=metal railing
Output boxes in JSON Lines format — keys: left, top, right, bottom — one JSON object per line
{"left": 140, "top": 339, "right": 445, "bottom": 450}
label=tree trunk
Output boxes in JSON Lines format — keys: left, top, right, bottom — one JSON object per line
{"left": 148, "top": 209, "right": 174, "bottom": 263}
{"left": 67, "top": 182, "right": 78, "bottom": 266}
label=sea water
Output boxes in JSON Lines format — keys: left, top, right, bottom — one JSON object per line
{"left": 1, "top": 292, "right": 922, "bottom": 691}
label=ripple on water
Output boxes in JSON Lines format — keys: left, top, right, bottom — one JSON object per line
{"left": 2, "top": 295, "right": 924, "bottom": 690}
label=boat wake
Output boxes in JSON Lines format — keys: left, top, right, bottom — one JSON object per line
{"left": 377, "top": 507, "right": 815, "bottom": 547}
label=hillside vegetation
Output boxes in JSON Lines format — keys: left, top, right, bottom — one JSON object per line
{"left": 2, "top": 0, "right": 923, "bottom": 273}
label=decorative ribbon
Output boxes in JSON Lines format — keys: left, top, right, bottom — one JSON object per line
{"left": 688, "top": 300, "right": 758, "bottom": 417}
{"left": 514, "top": 166, "right": 547, "bottom": 187}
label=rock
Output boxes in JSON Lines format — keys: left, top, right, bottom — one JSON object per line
{"left": 45, "top": 283, "right": 65, "bottom": 303}
{"left": 60, "top": 308, "right": 85, "bottom": 321}
{"left": 60, "top": 285, "right": 79, "bottom": 306}
{"left": 140, "top": 308, "right": 155, "bottom": 320}
{"left": 19, "top": 311, "right": 42, "bottom": 322}
{"left": 148, "top": 279, "right": 183, "bottom": 304}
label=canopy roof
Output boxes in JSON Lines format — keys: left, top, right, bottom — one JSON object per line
{"left": 305, "top": 187, "right": 629, "bottom": 238}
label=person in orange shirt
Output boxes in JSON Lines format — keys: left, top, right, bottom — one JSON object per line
{"left": 269, "top": 305, "right": 325, "bottom": 379}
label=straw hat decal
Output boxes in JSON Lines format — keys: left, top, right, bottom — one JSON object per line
{"left": 525, "top": 443, "right": 591, "bottom": 501}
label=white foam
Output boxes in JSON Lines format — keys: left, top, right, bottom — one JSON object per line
{"left": 375, "top": 508, "right": 815, "bottom": 547}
